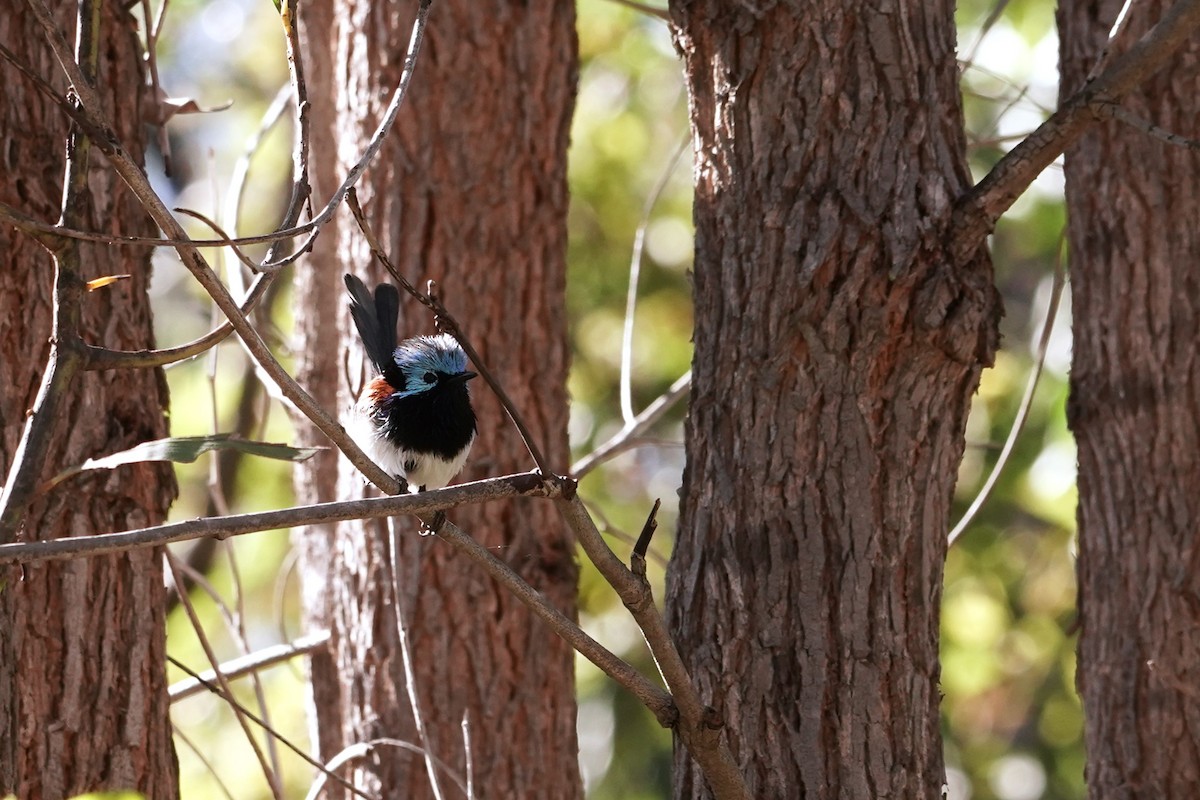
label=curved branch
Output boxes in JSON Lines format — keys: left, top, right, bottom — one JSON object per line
{"left": 951, "top": 0, "right": 1200, "bottom": 263}
{"left": 572, "top": 370, "right": 691, "bottom": 478}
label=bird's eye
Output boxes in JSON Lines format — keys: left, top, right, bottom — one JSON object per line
{"left": 423, "top": 371, "right": 436, "bottom": 384}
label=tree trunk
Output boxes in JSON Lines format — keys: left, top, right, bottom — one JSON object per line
{"left": 666, "top": 2, "right": 999, "bottom": 797}
{"left": 0, "top": 2, "right": 178, "bottom": 797}
{"left": 1060, "top": 1, "right": 1200, "bottom": 796}
{"left": 294, "top": 2, "right": 581, "bottom": 796}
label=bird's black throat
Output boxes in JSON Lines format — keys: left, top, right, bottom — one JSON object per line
{"left": 376, "top": 382, "right": 477, "bottom": 459}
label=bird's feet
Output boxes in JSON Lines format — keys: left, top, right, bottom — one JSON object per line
{"left": 419, "top": 510, "right": 447, "bottom": 536}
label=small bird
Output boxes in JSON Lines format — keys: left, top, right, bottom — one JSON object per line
{"left": 344, "top": 274, "right": 477, "bottom": 491}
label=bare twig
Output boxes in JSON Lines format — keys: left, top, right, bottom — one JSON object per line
{"left": 958, "top": 0, "right": 1013, "bottom": 69}
{"left": 621, "top": 136, "right": 689, "bottom": 425}
{"left": 572, "top": 370, "right": 691, "bottom": 478}
{"left": 174, "top": 726, "right": 238, "bottom": 800}
{"left": 389, "top": 519, "right": 446, "bottom": 800}
{"left": 222, "top": 539, "right": 284, "bottom": 780}
{"left": 83, "top": 272, "right": 275, "bottom": 369}
{"left": 138, "top": 0, "right": 171, "bottom": 173}
{"left": 169, "top": 630, "right": 331, "bottom": 701}
{"left": 952, "top": 0, "right": 1200, "bottom": 263}
{"left": 1105, "top": 103, "right": 1200, "bottom": 150}
{"left": 1086, "top": 0, "right": 1138, "bottom": 84}
{"left": 273, "top": 546, "right": 302, "bottom": 654}
{"left": 949, "top": 243, "right": 1066, "bottom": 547}
{"left": 557, "top": 495, "right": 749, "bottom": 799}
{"left": 257, "top": 0, "right": 435, "bottom": 272}
{"left": 224, "top": 83, "right": 293, "bottom": 251}
{"left": 264, "top": 0, "right": 314, "bottom": 265}
{"left": 0, "top": 196, "right": 315, "bottom": 248}
{"left": 429, "top": 515, "right": 677, "bottom": 727}
{"left": 167, "top": 552, "right": 283, "bottom": 799}
{"left": 176, "top": 207, "right": 261, "bottom": 272}
{"left": 168, "top": 654, "right": 372, "bottom": 800}
{"left": 462, "top": 712, "right": 475, "bottom": 800}
{"left": 302, "top": 739, "right": 468, "bottom": 800}
{"left": 605, "top": 0, "right": 670, "bottom": 20}
{"left": 0, "top": 40, "right": 77, "bottom": 122}
{"left": 631, "top": 498, "right": 661, "bottom": 574}
{"left": 583, "top": 498, "right": 670, "bottom": 569}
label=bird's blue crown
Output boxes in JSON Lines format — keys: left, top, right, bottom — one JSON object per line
{"left": 391, "top": 334, "right": 470, "bottom": 397}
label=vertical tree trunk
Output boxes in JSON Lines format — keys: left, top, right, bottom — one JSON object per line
{"left": 666, "top": 2, "right": 998, "bottom": 797}
{"left": 0, "top": 2, "right": 178, "bottom": 797}
{"left": 294, "top": 2, "right": 581, "bottom": 796}
{"left": 1060, "top": 1, "right": 1200, "bottom": 796}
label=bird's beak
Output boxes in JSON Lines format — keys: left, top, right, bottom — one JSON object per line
{"left": 446, "top": 371, "right": 477, "bottom": 385}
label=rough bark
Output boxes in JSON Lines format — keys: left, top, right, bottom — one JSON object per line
{"left": 294, "top": 1, "right": 581, "bottom": 797}
{"left": 0, "top": 1, "right": 178, "bottom": 797}
{"left": 1060, "top": 1, "right": 1200, "bottom": 796}
{"left": 666, "top": 2, "right": 999, "bottom": 797}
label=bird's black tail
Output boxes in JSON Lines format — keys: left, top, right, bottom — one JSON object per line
{"left": 344, "top": 274, "right": 400, "bottom": 374}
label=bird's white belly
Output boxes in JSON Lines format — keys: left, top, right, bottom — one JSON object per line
{"left": 347, "top": 407, "right": 473, "bottom": 491}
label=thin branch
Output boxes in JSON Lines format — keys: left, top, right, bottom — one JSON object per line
{"left": 1086, "top": 0, "right": 1138, "bottom": 84}
{"left": 949, "top": 244, "right": 1066, "bottom": 547}
{"left": 7, "top": 0, "right": 424, "bottom": 268}
{"left": 167, "top": 552, "right": 283, "bottom": 800}
{"left": 0, "top": 472, "right": 563, "bottom": 566}
{"left": 82, "top": 272, "right": 275, "bottom": 369}
{"left": 0, "top": 198, "right": 315, "bottom": 248}
{"left": 139, "top": 0, "right": 171, "bottom": 174}
{"left": 0, "top": 40, "right": 78, "bottom": 125}
{"left": 168, "top": 654, "right": 372, "bottom": 800}
{"left": 958, "top": 0, "right": 1012, "bottom": 69}
{"left": 583, "top": 497, "right": 669, "bottom": 569}
{"left": 174, "top": 726, "right": 238, "bottom": 800}
{"left": 572, "top": 370, "right": 691, "bottom": 478}
{"left": 557, "top": 495, "right": 750, "bottom": 799}
{"left": 176, "top": 207, "right": 261, "bottom": 273}
{"left": 273, "top": 546, "right": 302, "bottom": 655}
{"left": 631, "top": 498, "right": 661, "bottom": 572}
{"left": 302, "top": 739, "right": 468, "bottom": 800}
{"left": 224, "top": 83, "right": 293, "bottom": 310}
{"left": 1105, "top": 103, "right": 1200, "bottom": 150}
{"left": 621, "top": 136, "right": 689, "bottom": 425}
{"left": 169, "top": 630, "right": 331, "bottom": 701}
{"left": 461, "top": 713, "right": 475, "bottom": 800}
{"left": 951, "top": 0, "right": 1200, "bottom": 263}
{"left": 604, "top": 0, "right": 670, "bottom": 20}
{"left": 222, "top": 538, "right": 285, "bottom": 780}
{"left": 428, "top": 514, "right": 677, "bottom": 727}
{"left": 389, "top": 520, "right": 446, "bottom": 800}
{"left": 264, "top": 0, "right": 314, "bottom": 265}
{"left": 256, "top": 0, "right": 435, "bottom": 271}
{"left": 226, "top": 83, "right": 293, "bottom": 236}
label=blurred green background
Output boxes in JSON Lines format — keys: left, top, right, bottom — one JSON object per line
{"left": 138, "top": 1, "right": 1077, "bottom": 798}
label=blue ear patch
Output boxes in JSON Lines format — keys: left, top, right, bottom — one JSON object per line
{"left": 391, "top": 334, "right": 470, "bottom": 396}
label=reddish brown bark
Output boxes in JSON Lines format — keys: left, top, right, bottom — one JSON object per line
{"left": 0, "top": 2, "right": 178, "bottom": 798}
{"left": 666, "top": 2, "right": 999, "bottom": 797}
{"left": 1060, "top": 1, "right": 1200, "bottom": 796}
{"left": 294, "top": 1, "right": 580, "bottom": 797}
